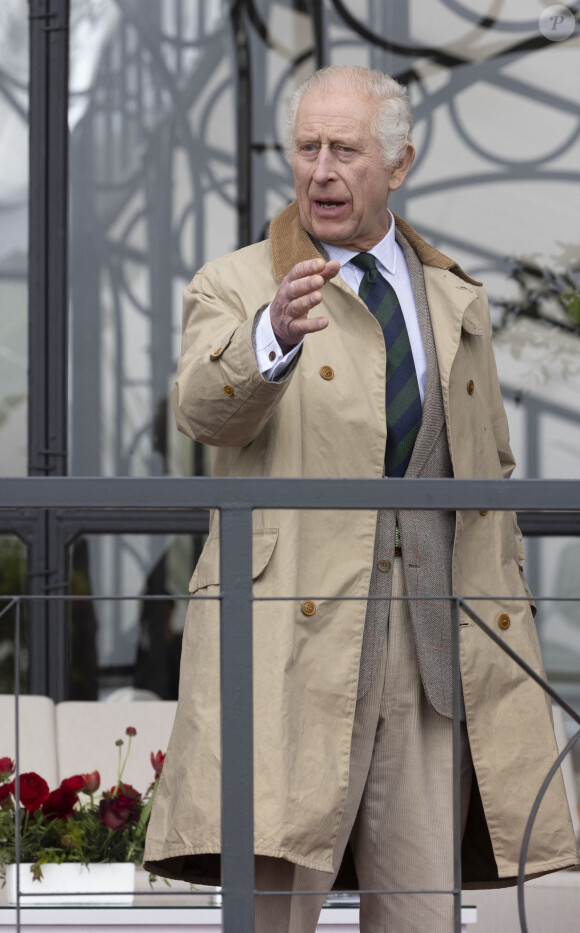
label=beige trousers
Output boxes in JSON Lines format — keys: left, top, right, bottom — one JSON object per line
{"left": 255, "top": 557, "right": 472, "bottom": 933}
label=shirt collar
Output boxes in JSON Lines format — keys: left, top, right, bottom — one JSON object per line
{"left": 321, "top": 210, "right": 397, "bottom": 275}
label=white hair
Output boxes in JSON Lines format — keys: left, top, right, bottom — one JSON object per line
{"left": 285, "top": 65, "right": 413, "bottom": 168}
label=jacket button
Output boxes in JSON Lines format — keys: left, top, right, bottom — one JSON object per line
{"left": 223, "top": 385, "right": 234, "bottom": 397}
{"left": 377, "top": 559, "right": 391, "bottom": 573}
{"left": 320, "top": 366, "right": 334, "bottom": 380}
{"left": 301, "top": 600, "right": 316, "bottom": 617}
{"left": 479, "top": 510, "right": 488, "bottom": 516}
{"left": 498, "top": 613, "right": 510, "bottom": 630}
{"left": 467, "top": 379, "right": 475, "bottom": 395}
{"left": 268, "top": 350, "right": 276, "bottom": 362}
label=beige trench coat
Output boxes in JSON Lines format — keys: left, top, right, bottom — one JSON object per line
{"left": 144, "top": 202, "right": 577, "bottom": 887}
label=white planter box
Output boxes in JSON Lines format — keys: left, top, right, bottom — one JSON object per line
{"left": 6, "top": 862, "right": 135, "bottom": 906}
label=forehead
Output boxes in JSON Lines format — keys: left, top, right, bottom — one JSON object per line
{"left": 293, "top": 88, "right": 376, "bottom": 140}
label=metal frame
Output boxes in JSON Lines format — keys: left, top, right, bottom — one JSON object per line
{"left": 13, "top": 4, "right": 580, "bottom": 925}
{"left": 4, "top": 475, "right": 580, "bottom": 933}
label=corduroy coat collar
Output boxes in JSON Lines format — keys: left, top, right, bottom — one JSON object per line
{"left": 269, "top": 200, "right": 481, "bottom": 286}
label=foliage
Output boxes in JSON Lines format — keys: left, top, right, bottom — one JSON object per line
{"left": 0, "top": 728, "right": 165, "bottom": 884}
{"left": 494, "top": 254, "right": 580, "bottom": 333}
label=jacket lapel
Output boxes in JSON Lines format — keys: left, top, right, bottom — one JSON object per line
{"left": 395, "top": 229, "right": 444, "bottom": 478}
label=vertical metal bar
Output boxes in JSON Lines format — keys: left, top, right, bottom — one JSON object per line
{"left": 14, "top": 598, "right": 21, "bottom": 933}
{"left": 26, "top": 509, "right": 48, "bottom": 694}
{"left": 311, "top": 0, "right": 326, "bottom": 68}
{"left": 28, "top": 0, "right": 49, "bottom": 478}
{"left": 452, "top": 598, "right": 462, "bottom": 933}
{"left": 220, "top": 505, "right": 255, "bottom": 933}
{"left": 231, "top": 1, "right": 253, "bottom": 248}
{"left": 28, "top": 0, "right": 71, "bottom": 701}
{"left": 29, "top": 0, "right": 70, "bottom": 476}
{"left": 47, "top": 512, "right": 69, "bottom": 701}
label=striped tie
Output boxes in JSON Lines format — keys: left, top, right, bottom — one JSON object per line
{"left": 351, "top": 252, "right": 422, "bottom": 477}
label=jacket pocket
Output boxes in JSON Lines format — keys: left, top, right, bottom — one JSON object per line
{"left": 189, "top": 528, "right": 279, "bottom": 593}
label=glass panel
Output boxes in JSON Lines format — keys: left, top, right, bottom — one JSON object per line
{"left": 67, "top": 531, "right": 204, "bottom": 700}
{"left": 68, "top": 0, "right": 232, "bottom": 480}
{"left": 0, "top": 4, "right": 28, "bottom": 476}
{"left": 0, "top": 535, "right": 28, "bottom": 693}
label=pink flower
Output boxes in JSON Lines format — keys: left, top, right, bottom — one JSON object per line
{"left": 42, "top": 786, "right": 79, "bottom": 820}
{"left": 0, "top": 757, "right": 15, "bottom": 782}
{"left": 11, "top": 772, "right": 50, "bottom": 811}
{"left": 150, "top": 750, "right": 165, "bottom": 776}
{"left": 60, "top": 775, "right": 85, "bottom": 794}
{"left": 81, "top": 770, "right": 100, "bottom": 794}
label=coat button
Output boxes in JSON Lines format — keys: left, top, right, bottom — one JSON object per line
{"left": 479, "top": 510, "right": 488, "bottom": 516}
{"left": 498, "top": 613, "right": 510, "bottom": 630}
{"left": 377, "top": 559, "right": 391, "bottom": 573}
{"left": 301, "top": 600, "right": 316, "bottom": 617}
{"left": 320, "top": 366, "right": 334, "bottom": 380}
{"left": 268, "top": 350, "right": 276, "bottom": 362}
{"left": 223, "top": 385, "right": 234, "bottom": 397}
{"left": 467, "top": 379, "right": 475, "bottom": 395}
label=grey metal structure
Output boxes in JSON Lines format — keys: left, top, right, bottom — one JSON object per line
{"left": 3, "top": 475, "right": 580, "bottom": 933}
{"left": 1, "top": 4, "right": 579, "bottom": 928}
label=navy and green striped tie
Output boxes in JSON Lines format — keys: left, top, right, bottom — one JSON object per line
{"left": 351, "top": 252, "right": 422, "bottom": 477}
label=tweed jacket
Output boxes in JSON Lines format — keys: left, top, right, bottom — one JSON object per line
{"left": 358, "top": 231, "right": 456, "bottom": 715}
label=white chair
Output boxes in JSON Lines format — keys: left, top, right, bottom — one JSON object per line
{"left": 55, "top": 701, "right": 177, "bottom": 793}
{"left": 0, "top": 694, "right": 59, "bottom": 790}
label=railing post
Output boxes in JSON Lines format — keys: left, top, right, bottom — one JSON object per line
{"left": 220, "top": 504, "right": 255, "bottom": 933}
{"left": 452, "top": 597, "right": 462, "bottom": 933}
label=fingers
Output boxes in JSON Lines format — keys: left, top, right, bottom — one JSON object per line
{"left": 270, "top": 258, "right": 339, "bottom": 350}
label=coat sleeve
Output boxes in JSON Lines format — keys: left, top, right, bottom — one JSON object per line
{"left": 171, "top": 264, "right": 297, "bottom": 448}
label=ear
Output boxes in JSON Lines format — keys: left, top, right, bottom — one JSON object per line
{"left": 388, "top": 143, "right": 415, "bottom": 191}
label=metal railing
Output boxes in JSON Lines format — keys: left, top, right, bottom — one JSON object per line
{"left": 1, "top": 476, "right": 580, "bottom": 933}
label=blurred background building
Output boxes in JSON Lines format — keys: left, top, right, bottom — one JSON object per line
{"left": 0, "top": 0, "right": 578, "bottom": 788}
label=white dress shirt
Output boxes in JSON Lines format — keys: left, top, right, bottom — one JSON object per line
{"left": 255, "top": 210, "right": 427, "bottom": 402}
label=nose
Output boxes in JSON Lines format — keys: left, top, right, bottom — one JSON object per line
{"left": 312, "top": 147, "right": 336, "bottom": 183}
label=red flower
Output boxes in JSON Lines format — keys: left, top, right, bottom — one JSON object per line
{"left": 0, "top": 757, "right": 15, "bottom": 781}
{"left": 81, "top": 770, "right": 100, "bottom": 794}
{"left": 0, "top": 783, "right": 13, "bottom": 808}
{"left": 99, "top": 783, "right": 141, "bottom": 830}
{"left": 42, "top": 786, "right": 79, "bottom": 820}
{"left": 126, "top": 726, "right": 137, "bottom": 737}
{"left": 60, "top": 774, "right": 85, "bottom": 794}
{"left": 12, "top": 772, "right": 49, "bottom": 811}
{"left": 150, "top": 750, "right": 165, "bottom": 776}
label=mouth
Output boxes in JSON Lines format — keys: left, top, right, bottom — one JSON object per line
{"left": 313, "top": 200, "right": 346, "bottom": 214}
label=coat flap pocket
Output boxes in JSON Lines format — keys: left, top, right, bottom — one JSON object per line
{"left": 209, "top": 327, "right": 236, "bottom": 361}
{"left": 462, "top": 309, "right": 483, "bottom": 336}
{"left": 189, "top": 528, "right": 279, "bottom": 593}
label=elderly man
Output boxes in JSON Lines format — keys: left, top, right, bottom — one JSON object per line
{"left": 144, "top": 66, "right": 576, "bottom": 931}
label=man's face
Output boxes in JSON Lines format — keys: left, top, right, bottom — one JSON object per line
{"left": 292, "top": 88, "right": 414, "bottom": 252}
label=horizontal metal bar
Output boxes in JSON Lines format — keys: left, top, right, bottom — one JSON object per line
{"left": 0, "top": 476, "right": 579, "bottom": 511}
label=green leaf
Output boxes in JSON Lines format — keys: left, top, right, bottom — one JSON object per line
{"left": 566, "top": 296, "right": 580, "bottom": 324}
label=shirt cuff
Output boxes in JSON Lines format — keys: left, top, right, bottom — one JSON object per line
{"left": 255, "top": 304, "right": 303, "bottom": 381}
